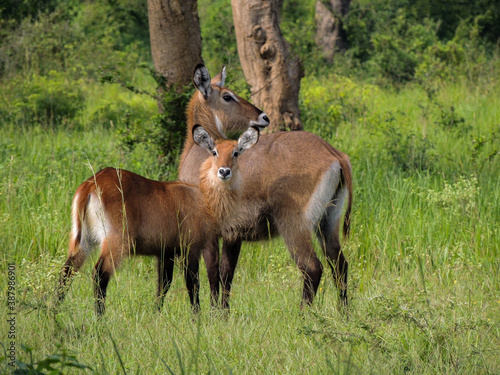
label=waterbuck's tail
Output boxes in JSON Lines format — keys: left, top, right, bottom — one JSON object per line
{"left": 341, "top": 159, "right": 353, "bottom": 239}
{"left": 57, "top": 186, "right": 92, "bottom": 302}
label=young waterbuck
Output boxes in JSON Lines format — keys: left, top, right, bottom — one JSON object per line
{"left": 58, "top": 125, "right": 259, "bottom": 315}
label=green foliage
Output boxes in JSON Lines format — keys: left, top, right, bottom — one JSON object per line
{"left": 0, "top": 0, "right": 147, "bottom": 79}
{"left": 99, "top": 64, "right": 193, "bottom": 179}
{"left": 342, "top": 0, "right": 500, "bottom": 83}
{"left": 0, "top": 6, "right": 81, "bottom": 78}
{"left": 74, "top": 0, "right": 150, "bottom": 52}
{"left": 0, "top": 0, "right": 69, "bottom": 23}
{"left": 422, "top": 175, "right": 479, "bottom": 216}
{"left": 301, "top": 74, "right": 377, "bottom": 133}
{"left": 301, "top": 75, "right": 438, "bottom": 171}
{"left": 14, "top": 344, "right": 92, "bottom": 374}
{"left": 281, "top": 0, "right": 318, "bottom": 63}
{"left": 369, "top": 12, "right": 437, "bottom": 82}
{"left": 1, "top": 71, "right": 84, "bottom": 128}
{"left": 471, "top": 130, "right": 499, "bottom": 173}
{"left": 199, "top": 0, "right": 239, "bottom": 70}
{"left": 301, "top": 70, "right": 499, "bottom": 174}
{"left": 408, "top": 0, "right": 500, "bottom": 42}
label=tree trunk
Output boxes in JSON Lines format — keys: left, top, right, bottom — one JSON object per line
{"left": 315, "top": 0, "right": 350, "bottom": 63}
{"left": 147, "top": 0, "right": 203, "bottom": 162}
{"left": 231, "top": 0, "right": 304, "bottom": 132}
{"left": 147, "top": 0, "right": 202, "bottom": 90}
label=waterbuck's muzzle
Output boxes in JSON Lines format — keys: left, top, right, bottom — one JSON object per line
{"left": 251, "top": 113, "right": 270, "bottom": 129}
{"left": 218, "top": 167, "right": 232, "bottom": 181}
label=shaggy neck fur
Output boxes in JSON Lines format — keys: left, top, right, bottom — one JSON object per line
{"left": 199, "top": 159, "right": 241, "bottom": 233}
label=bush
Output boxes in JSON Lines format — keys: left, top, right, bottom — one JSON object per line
{"left": 199, "top": 0, "right": 239, "bottom": 71}
{"left": 343, "top": 0, "right": 500, "bottom": 84}
{"left": 301, "top": 74, "right": 379, "bottom": 133}
{"left": 100, "top": 65, "right": 193, "bottom": 179}
{"left": 370, "top": 13, "right": 439, "bottom": 83}
{"left": 13, "top": 344, "right": 92, "bottom": 374}
{"left": 1, "top": 71, "right": 84, "bottom": 128}
{"left": 0, "top": 1, "right": 148, "bottom": 81}
{"left": 379, "top": 118, "right": 436, "bottom": 171}
{"left": 0, "top": 0, "right": 65, "bottom": 23}
{"left": 423, "top": 175, "right": 480, "bottom": 216}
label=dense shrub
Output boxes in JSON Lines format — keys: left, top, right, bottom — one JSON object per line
{"left": 0, "top": 0, "right": 148, "bottom": 80}
{"left": 343, "top": 0, "right": 499, "bottom": 83}
{"left": 1, "top": 71, "right": 84, "bottom": 128}
{"left": 408, "top": 0, "right": 500, "bottom": 43}
{"left": 0, "top": 0, "right": 65, "bottom": 22}
{"left": 0, "top": 7, "right": 78, "bottom": 78}
{"left": 301, "top": 74, "right": 378, "bottom": 133}
{"left": 199, "top": 0, "right": 239, "bottom": 71}
{"left": 99, "top": 65, "right": 193, "bottom": 178}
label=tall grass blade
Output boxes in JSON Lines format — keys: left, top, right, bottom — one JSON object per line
{"left": 173, "top": 339, "right": 185, "bottom": 375}
{"left": 108, "top": 330, "right": 128, "bottom": 375}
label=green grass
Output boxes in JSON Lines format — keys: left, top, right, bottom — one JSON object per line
{"left": 1, "top": 78, "right": 499, "bottom": 374}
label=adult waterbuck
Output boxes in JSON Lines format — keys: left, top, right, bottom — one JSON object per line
{"left": 179, "top": 66, "right": 353, "bottom": 312}
{"left": 179, "top": 63, "right": 270, "bottom": 183}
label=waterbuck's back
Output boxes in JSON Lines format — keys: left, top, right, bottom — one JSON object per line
{"left": 79, "top": 168, "right": 210, "bottom": 253}
{"left": 209, "top": 131, "right": 351, "bottom": 241}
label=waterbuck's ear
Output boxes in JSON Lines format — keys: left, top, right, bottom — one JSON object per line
{"left": 236, "top": 126, "right": 259, "bottom": 155}
{"left": 193, "top": 63, "right": 211, "bottom": 98}
{"left": 193, "top": 124, "right": 215, "bottom": 152}
{"left": 211, "top": 65, "right": 227, "bottom": 88}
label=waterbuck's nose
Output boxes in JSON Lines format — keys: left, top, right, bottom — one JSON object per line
{"left": 260, "top": 113, "right": 270, "bottom": 125}
{"left": 218, "top": 167, "right": 232, "bottom": 180}
{"left": 251, "top": 112, "right": 270, "bottom": 128}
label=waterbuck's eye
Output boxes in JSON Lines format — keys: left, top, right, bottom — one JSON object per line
{"left": 233, "top": 150, "right": 239, "bottom": 158}
{"left": 212, "top": 150, "right": 218, "bottom": 157}
{"left": 222, "top": 94, "right": 233, "bottom": 102}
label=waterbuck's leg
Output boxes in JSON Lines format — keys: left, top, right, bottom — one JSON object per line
{"left": 282, "top": 228, "right": 323, "bottom": 307}
{"left": 184, "top": 248, "right": 201, "bottom": 314}
{"left": 58, "top": 237, "right": 87, "bottom": 303}
{"left": 93, "top": 238, "right": 122, "bottom": 316}
{"left": 157, "top": 249, "right": 174, "bottom": 311}
{"left": 202, "top": 239, "right": 220, "bottom": 308}
{"left": 316, "top": 207, "right": 349, "bottom": 309}
{"left": 93, "top": 258, "right": 112, "bottom": 316}
{"left": 220, "top": 238, "right": 243, "bottom": 310}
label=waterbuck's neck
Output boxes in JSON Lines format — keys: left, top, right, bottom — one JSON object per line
{"left": 186, "top": 93, "right": 216, "bottom": 147}
{"left": 199, "top": 159, "right": 240, "bottom": 229}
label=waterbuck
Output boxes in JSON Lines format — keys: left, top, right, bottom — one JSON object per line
{"left": 179, "top": 66, "right": 353, "bottom": 312}
{"left": 58, "top": 125, "right": 259, "bottom": 315}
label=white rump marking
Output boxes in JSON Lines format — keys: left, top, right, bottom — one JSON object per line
{"left": 71, "top": 191, "right": 80, "bottom": 241}
{"left": 305, "top": 161, "right": 341, "bottom": 226}
{"left": 329, "top": 184, "right": 347, "bottom": 229}
{"left": 79, "top": 193, "right": 110, "bottom": 254}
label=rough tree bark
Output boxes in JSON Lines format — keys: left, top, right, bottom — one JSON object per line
{"left": 315, "top": 0, "right": 350, "bottom": 63}
{"left": 231, "top": 0, "right": 304, "bottom": 132}
{"left": 147, "top": 0, "right": 203, "bottom": 159}
{"left": 148, "top": 0, "right": 202, "bottom": 90}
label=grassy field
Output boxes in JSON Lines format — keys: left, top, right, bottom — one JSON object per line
{"left": 1, "top": 77, "right": 499, "bottom": 374}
